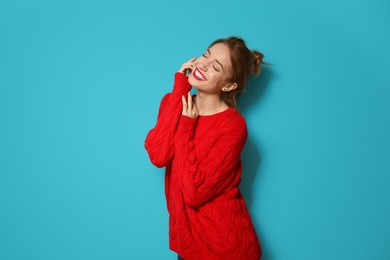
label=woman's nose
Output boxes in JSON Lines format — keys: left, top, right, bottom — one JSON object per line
{"left": 197, "top": 61, "right": 208, "bottom": 71}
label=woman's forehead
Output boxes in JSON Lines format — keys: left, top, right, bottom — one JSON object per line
{"left": 208, "top": 43, "right": 231, "bottom": 67}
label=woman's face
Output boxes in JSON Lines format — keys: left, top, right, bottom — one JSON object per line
{"left": 188, "top": 43, "right": 234, "bottom": 94}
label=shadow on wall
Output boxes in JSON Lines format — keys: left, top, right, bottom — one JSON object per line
{"left": 238, "top": 66, "right": 272, "bottom": 207}
{"left": 238, "top": 66, "right": 274, "bottom": 260}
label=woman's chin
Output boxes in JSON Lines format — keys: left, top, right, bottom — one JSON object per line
{"left": 188, "top": 76, "right": 197, "bottom": 87}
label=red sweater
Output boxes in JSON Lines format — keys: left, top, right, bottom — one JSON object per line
{"left": 145, "top": 73, "right": 262, "bottom": 260}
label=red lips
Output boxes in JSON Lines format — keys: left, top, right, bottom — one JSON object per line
{"left": 193, "top": 68, "right": 207, "bottom": 81}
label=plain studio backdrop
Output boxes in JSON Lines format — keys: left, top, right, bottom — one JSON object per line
{"left": 0, "top": 0, "right": 389, "bottom": 259}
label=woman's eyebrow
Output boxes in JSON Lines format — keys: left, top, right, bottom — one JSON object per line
{"left": 207, "top": 49, "right": 224, "bottom": 71}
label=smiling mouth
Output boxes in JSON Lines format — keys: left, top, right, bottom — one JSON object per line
{"left": 193, "top": 68, "right": 207, "bottom": 81}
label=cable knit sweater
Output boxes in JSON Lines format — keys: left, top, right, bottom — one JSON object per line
{"left": 145, "top": 73, "right": 262, "bottom": 260}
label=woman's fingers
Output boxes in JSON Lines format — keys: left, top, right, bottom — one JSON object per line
{"left": 187, "top": 57, "right": 197, "bottom": 63}
{"left": 178, "top": 57, "right": 197, "bottom": 74}
{"left": 181, "top": 93, "right": 198, "bottom": 119}
{"left": 179, "top": 64, "right": 191, "bottom": 74}
{"left": 187, "top": 92, "right": 192, "bottom": 111}
{"left": 182, "top": 95, "right": 187, "bottom": 115}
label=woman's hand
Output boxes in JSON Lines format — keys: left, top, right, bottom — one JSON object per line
{"left": 182, "top": 92, "right": 198, "bottom": 119}
{"left": 178, "top": 57, "right": 197, "bottom": 75}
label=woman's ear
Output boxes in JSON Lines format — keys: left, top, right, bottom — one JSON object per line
{"left": 222, "top": 83, "right": 238, "bottom": 92}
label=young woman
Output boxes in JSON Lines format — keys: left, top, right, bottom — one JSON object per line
{"left": 145, "top": 36, "right": 266, "bottom": 260}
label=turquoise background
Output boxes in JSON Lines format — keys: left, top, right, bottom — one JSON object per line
{"left": 1, "top": 0, "right": 389, "bottom": 259}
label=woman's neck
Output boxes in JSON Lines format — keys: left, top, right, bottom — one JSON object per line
{"left": 195, "top": 92, "right": 229, "bottom": 116}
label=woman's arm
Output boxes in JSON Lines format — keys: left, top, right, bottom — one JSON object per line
{"left": 174, "top": 112, "right": 248, "bottom": 208}
{"left": 144, "top": 73, "right": 192, "bottom": 167}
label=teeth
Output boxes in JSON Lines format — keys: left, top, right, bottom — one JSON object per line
{"left": 195, "top": 69, "right": 205, "bottom": 80}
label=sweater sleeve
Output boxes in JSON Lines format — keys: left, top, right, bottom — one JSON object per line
{"left": 144, "top": 73, "right": 192, "bottom": 168}
{"left": 174, "top": 114, "right": 248, "bottom": 208}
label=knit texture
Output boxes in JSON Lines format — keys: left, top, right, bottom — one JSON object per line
{"left": 145, "top": 73, "right": 262, "bottom": 260}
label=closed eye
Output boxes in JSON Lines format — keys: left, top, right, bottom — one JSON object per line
{"left": 203, "top": 50, "right": 221, "bottom": 72}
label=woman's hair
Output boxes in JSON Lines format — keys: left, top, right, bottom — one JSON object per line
{"left": 209, "top": 36, "right": 267, "bottom": 110}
